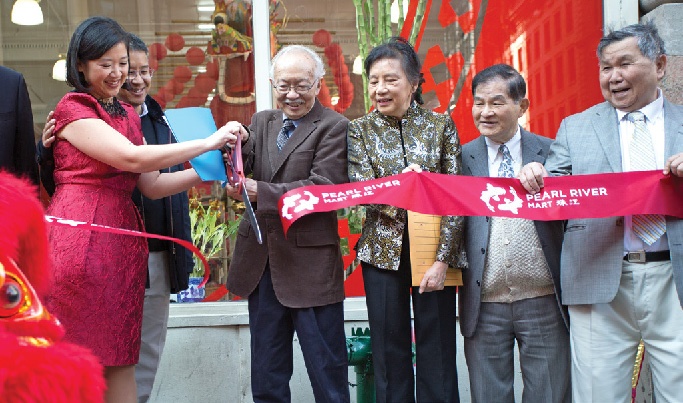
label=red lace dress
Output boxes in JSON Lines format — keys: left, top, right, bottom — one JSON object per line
{"left": 46, "top": 93, "right": 148, "bottom": 366}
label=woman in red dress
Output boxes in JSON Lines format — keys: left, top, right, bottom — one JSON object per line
{"left": 46, "top": 17, "right": 240, "bottom": 402}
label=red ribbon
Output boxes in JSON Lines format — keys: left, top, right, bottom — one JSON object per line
{"left": 45, "top": 216, "right": 211, "bottom": 288}
{"left": 279, "top": 170, "right": 683, "bottom": 234}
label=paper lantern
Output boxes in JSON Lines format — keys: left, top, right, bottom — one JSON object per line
{"left": 175, "top": 96, "right": 192, "bottom": 109}
{"left": 165, "top": 33, "right": 185, "bottom": 52}
{"left": 148, "top": 43, "right": 167, "bottom": 61}
{"left": 153, "top": 96, "right": 167, "bottom": 109}
{"left": 185, "top": 46, "right": 205, "bottom": 66}
{"left": 169, "top": 79, "right": 185, "bottom": 96}
{"left": 312, "top": 29, "right": 332, "bottom": 48}
{"left": 317, "top": 80, "right": 331, "bottom": 107}
{"left": 149, "top": 58, "right": 159, "bottom": 71}
{"left": 205, "top": 60, "right": 219, "bottom": 80}
{"left": 194, "top": 73, "right": 216, "bottom": 94}
{"left": 173, "top": 66, "right": 192, "bottom": 84}
{"left": 186, "top": 88, "right": 208, "bottom": 106}
{"left": 155, "top": 88, "right": 175, "bottom": 103}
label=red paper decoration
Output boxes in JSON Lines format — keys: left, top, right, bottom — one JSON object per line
{"left": 155, "top": 88, "right": 175, "bottom": 103}
{"left": 166, "top": 79, "right": 185, "bottom": 96}
{"left": 317, "top": 80, "right": 332, "bottom": 107}
{"left": 316, "top": 37, "right": 353, "bottom": 113}
{"left": 149, "top": 58, "right": 159, "bottom": 71}
{"left": 312, "top": 29, "right": 332, "bottom": 48}
{"left": 186, "top": 46, "right": 206, "bottom": 66}
{"left": 165, "top": 33, "right": 185, "bottom": 52}
{"left": 175, "top": 96, "right": 192, "bottom": 108}
{"left": 194, "top": 73, "right": 216, "bottom": 94}
{"left": 206, "top": 59, "right": 219, "bottom": 80}
{"left": 173, "top": 66, "right": 193, "bottom": 84}
{"left": 148, "top": 43, "right": 167, "bottom": 61}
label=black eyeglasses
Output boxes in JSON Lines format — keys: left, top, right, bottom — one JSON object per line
{"left": 272, "top": 80, "right": 317, "bottom": 95}
{"left": 128, "top": 69, "right": 154, "bottom": 80}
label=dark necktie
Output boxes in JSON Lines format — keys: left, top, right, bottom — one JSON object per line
{"left": 628, "top": 111, "right": 666, "bottom": 245}
{"left": 498, "top": 144, "right": 515, "bottom": 178}
{"left": 277, "top": 119, "right": 295, "bottom": 151}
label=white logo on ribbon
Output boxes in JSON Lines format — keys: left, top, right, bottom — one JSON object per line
{"left": 480, "top": 183, "right": 523, "bottom": 214}
{"left": 281, "top": 191, "right": 320, "bottom": 220}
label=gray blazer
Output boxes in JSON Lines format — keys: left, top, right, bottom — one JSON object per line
{"left": 544, "top": 99, "right": 683, "bottom": 306}
{"left": 459, "top": 128, "right": 567, "bottom": 338}
{"left": 226, "top": 100, "right": 349, "bottom": 308}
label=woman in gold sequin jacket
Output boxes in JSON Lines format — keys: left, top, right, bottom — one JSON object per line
{"left": 347, "top": 37, "right": 465, "bottom": 403}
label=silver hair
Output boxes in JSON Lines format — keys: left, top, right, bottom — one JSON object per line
{"left": 597, "top": 21, "right": 666, "bottom": 61}
{"left": 269, "top": 45, "right": 326, "bottom": 81}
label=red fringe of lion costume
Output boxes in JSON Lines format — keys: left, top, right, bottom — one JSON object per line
{"left": 0, "top": 171, "right": 106, "bottom": 402}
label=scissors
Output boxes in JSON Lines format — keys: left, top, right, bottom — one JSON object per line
{"left": 225, "top": 132, "right": 263, "bottom": 244}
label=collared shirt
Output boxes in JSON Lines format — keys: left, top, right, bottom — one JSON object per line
{"left": 485, "top": 127, "right": 522, "bottom": 177}
{"left": 281, "top": 113, "right": 300, "bottom": 137}
{"left": 616, "top": 90, "right": 668, "bottom": 252}
{"left": 139, "top": 101, "right": 149, "bottom": 118}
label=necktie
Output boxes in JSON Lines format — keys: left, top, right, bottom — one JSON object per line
{"left": 628, "top": 111, "right": 666, "bottom": 245}
{"left": 277, "top": 119, "right": 295, "bottom": 151}
{"left": 498, "top": 144, "right": 515, "bottom": 178}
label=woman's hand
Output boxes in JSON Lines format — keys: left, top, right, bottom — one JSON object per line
{"left": 402, "top": 163, "right": 422, "bottom": 173}
{"left": 205, "top": 121, "right": 244, "bottom": 150}
{"left": 418, "top": 261, "right": 448, "bottom": 293}
{"left": 42, "top": 111, "right": 56, "bottom": 148}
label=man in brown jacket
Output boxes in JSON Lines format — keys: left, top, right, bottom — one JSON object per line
{"left": 226, "top": 45, "right": 350, "bottom": 402}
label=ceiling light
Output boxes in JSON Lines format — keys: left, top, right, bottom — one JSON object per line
{"left": 197, "top": 24, "right": 215, "bottom": 31}
{"left": 352, "top": 55, "right": 363, "bottom": 75}
{"left": 11, "top": 0, "right": 44, "bottom": 26}
{"left": 52, "top": 58, "right": 67, "bottom": 81}
{"left": 197, "top": 5, "right": 214, "bottom": 12}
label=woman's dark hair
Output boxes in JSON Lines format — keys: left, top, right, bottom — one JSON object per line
{"left": 364, "top": 36, "right": 425, "bottom": 104}
{"left": 66, "top": 16, "right": 129, "bottom": 93}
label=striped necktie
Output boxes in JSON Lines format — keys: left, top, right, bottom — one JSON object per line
{"left": 277, "top": 119, "right": 295, "bottom": 151}
{"left": 498, "top": 144, "right": 515, "bottom": 178}
{"left": 628, "top": 111, "right": 666, "bottom": 245}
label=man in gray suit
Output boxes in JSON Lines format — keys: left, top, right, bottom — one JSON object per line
{"left": 520, "top": 22, "right": 683, "bottom": 402}
{"left": 461, "top": 64, "right": 570, "bottom": 403}
{"left": 225, "top": 45, "right": 349, "bottom": 402}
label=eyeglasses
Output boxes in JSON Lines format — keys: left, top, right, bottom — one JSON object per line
{"left": 272, "top": 80, "right": 317, "bottom": 95}
{"left": 128, "top": 69, "right": 154, "bottom": 80}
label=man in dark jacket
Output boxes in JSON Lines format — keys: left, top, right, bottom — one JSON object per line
{"left": 36, "top": 34, "right": 193, "bottom": 402}
{"left": 0, "top": 65, "right": 38, "bottom": 185}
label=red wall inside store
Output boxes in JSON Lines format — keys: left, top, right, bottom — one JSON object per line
{"left": 417, "top": 0, "right": 604, "bottom": 144}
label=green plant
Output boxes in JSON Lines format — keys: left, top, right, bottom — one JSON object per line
{"left": 189, "top": 190, "right": 238, "bottom": 277}
{"left": 353, "top": 0, "right": 427, "bottom": 111}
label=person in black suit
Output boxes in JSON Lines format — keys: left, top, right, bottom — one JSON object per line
{"left": 0, "top": 65, "right": 38, "bottom": 185}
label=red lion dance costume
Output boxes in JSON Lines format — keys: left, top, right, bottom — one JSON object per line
{"left": 0, "top": 171, "right": 105, "bottom": 402}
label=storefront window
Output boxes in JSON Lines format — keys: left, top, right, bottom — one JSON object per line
{"left": 1, "top": 0, "right": 604, "bottom": 301}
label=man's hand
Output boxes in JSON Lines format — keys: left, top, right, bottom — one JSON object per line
{"left": 42, "top": 111, "right": 56, "bottom": 148}
{"left": 226, "top": 177, "right": 258, "bottom": 202}
{"left": 419, "top": 261, "right": 448, "bottom": 294}
{"left": 664, "top": 153, "right": 683, "bottom": 177}
{"left": 518, "top": 162, "right": 548, "bottom": 194}
{"left": 402, "top": 163, "right": 422, "bottom": 173}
